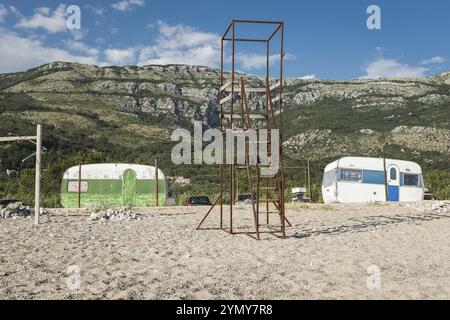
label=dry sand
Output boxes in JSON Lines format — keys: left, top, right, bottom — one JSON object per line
{"left": 1, "top": 203, "right": 449, "bottom": 300}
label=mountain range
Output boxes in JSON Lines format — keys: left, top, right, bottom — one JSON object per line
{"left": 0, "top": 62, "right": 449, "bottom": 199}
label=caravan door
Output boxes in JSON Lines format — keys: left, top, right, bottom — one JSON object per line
{"left": 122, "top": 169, "right": 137, "bottom": 207}
{"left": 387, "top": 165, "right": 400, "bottom": 202}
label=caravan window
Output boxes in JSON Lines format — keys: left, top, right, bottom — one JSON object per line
{"left": 339, "top": 169, "right": 362, "bottom": 182}
{"left": 323, "top": 169, "right": 336, "bottom": 187}
{"left": 390, "top": 168, "right": 397, "bottom": 180}
{"left": 67, "top": 181, "right": 88, "bottom": 193}
{"left": 403, "top": 174, "right": 419, "bottom": 187}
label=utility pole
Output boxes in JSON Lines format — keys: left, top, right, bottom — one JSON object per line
{"left": 0, "top": 125, "right": 42, "bottom": 226}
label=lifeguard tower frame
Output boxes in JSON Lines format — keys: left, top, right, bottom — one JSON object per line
{"left": 197, "top": 20, "right": 290, "bottom": 239}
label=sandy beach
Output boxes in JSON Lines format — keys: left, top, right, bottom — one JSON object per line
{"left": 1, "top": 202, "right": 449, "bottom": 300}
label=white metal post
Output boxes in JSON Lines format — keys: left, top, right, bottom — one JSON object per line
{"left": 34, "top": 124, "right": 42, "bottom": 226}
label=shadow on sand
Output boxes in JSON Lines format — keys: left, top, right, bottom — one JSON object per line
{"left": 290, "top": 211, "right": 450, "bottom": 239}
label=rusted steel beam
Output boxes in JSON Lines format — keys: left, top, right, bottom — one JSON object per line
{"left": 222, "top": 20, "right": 233, "bottom": 40}
{"left": 197, "top": 196, "right": 221, "bottom": 230}
{"left": 230, "top": 20, "right": 235, "bottom": 234}
{"left": 223, "top": 38, "right": 267, "bottom": 43}
{"left": 233, "top": 19, "right": 284, "bottom": 25}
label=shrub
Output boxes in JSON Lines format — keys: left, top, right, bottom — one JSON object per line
{"left": 424, "top": 170, "right": 450, "bottom": 200}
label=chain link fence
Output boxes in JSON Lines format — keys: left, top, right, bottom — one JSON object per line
{"left": 0, "top": 169, "right": 35, "bottom": 206}
{"left": 0, "top": 166, "right": 64, "bottom": 208}
{"left": 1, "top": 160, "right": 321, "bottom": 209}
{"left": 164, "top": 164, "right": 321, "bottom": 206}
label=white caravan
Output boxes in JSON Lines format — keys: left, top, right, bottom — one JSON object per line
{"left": 322, "top": 157, "right": 424, "bottom": 204}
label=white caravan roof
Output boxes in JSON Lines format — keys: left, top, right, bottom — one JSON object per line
{"left": 63, "top": 163, "right": 165, "bottom": 180}
{"left": 324, "top": 157, "right": 422, "bottom": 174}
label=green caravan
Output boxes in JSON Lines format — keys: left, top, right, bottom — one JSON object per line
{"left": 60, "top": 164, "right": 166, "bottom": 208}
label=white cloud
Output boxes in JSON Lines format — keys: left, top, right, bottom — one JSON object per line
{"left": 298, "top": 74, "right": 316, "bottom": 80}
{"left": 0, "top": 29, "right": 99, "bottom": 73}
{"left": 236, "top": 53, "right": 276, "bottom": 70}
{"left": 138, "top": 21, "right": 295, "bottom": 70}
{"left": 138, "top": 20, "right": 220, "bottom": 67}
{"left": 0, "top": 17, "right": 296, "bottom": 74}
{"left": 0, "top": 5, "right": 8, "bottom": 23}
{"left": 420, "top": 56, "right": 446, "bottom": 65}
{"left": 35, "top": 7, "right": 51, "bottom": 16}
{"left": 69, "top": 29, "right": 88, "bottom": 41}
{"left": 104, "top": 48, "right": 137, "bottom": 65}
{"left": 15, "top": 4, "right": 67, "bottom": 33}
{"left": 362, "top": 58, "right": 428, "bottom": 79}
{"left": 64, "top": 39, "right": 100, "bottom": 56}
{"left": 235, "top": 52, "right": 295, "bottom": 71}
{"left": 111, "top": 0, "right": 145, "bottom": 11}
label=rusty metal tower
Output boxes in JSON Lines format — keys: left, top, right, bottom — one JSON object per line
{"left": 197, "top": 20, "right": 290, "bottom": 239}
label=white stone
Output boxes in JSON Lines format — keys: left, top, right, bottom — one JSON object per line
{"left": 89, "top": 212, "right": 99, "bottom": 221}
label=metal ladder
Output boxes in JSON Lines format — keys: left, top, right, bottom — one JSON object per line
{"left": 221, "top": 77, "right": 289, "bottom": 239}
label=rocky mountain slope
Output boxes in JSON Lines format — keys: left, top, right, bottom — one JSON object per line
{"left": 0, "top": 62, "right": 449, "bottom": 174}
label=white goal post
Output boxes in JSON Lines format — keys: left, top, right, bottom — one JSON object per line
{"left": 0, "top": 124, "right": 42, "bottom": 225}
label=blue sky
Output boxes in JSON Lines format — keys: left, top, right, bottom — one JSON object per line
{"left": 0, "top": 0, "right": 449, "bottom": 79}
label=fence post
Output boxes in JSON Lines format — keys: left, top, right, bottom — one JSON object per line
{"left": 78, "top": 164, "right": 82, "bottom": 208}
{"left": 34, "top": 124, "right": 42, "bottom": 226}
{"left": 155, "top": 159, "right": 159, "bottom": 207}
{"left": 307, "top": 159, "right": 311, "bottom": 203}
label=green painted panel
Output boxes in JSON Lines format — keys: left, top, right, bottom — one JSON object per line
{"left": 136, "top": 180, "right": 166, "bottom": 193}
{"left": 60, "top": 179, "right": 123, "bottom": 194}
{"left": 135, "top": 194, "right": 166, "bottom": 207}
{"left": 60, "top": 193, "right": 122, "bottom": 208}
{"left": 90, "top": 180, "right": 122, "bottom": 194}
{"left": 60, "top": 178, "right": 166, "bottom": 208}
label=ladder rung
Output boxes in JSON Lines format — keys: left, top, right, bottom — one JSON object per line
{"left": 222, "top": 114, "right": 266, "bottom": 120}
{"left": 224, "top": 86, "right": 266, "bottom": 93}
{"left": 220, "top": 95, "right": 233, "bottom": 105}
{"left": 220, "top": 81, "right": 233, "bottom": 92}
{"left": 260, "top": 187, "right": 277, "bottom": 190}
{"left": 270, "top": 81, "right": 282, "bottom": 91}
{"left": 222, "top": 108, "right": 268, "bottom": 116}
{"left": 271, "top": 96, "right": 281, "bottom": 104}
{"left": 260, "top": 199, "right": 280, "bottom": 202}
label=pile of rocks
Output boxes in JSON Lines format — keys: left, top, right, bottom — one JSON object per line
{"left": 89, "top": 207, "right": 142, "bottom": 223}
{"left": 407, "top": 201, "right": 450, "bottom": 213}
{"left": 431, "top": 201, "right": 450, "bottom": 214}
{"left": 0, "top": 202, "right": 48, "bottom": 219}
